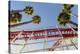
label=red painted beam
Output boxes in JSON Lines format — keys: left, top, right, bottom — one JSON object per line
{"left": 10, "top": 28, "right": 77, "bottom": 36}
{"left": 10, "top": 34, "right": 77, "bottom": 41}
{"left": 9, "top": 28, "right": 78, "bottom": 41}
{"left": 10, "top": 28, "right": 77, "bottom": 35}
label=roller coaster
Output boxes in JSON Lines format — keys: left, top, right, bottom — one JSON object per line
{"left": 9, "top": 26, "right": 78, "bottom": 53}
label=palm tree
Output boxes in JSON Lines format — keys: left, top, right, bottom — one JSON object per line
{"left": 63, "top": 4, "right": 78, "bottom": 17}
{"left": 32, "top": 15, "right": 41, "bottom": 24}
{"left": 10, "top": 15, "right": 41, "bottom": 27}
{"left": 57, "top": 12, "right": 78, "bottom": 26}
{"left": 63, "top": 4, "right": 74, "bottom": 10}
{"left": 10, "top": 6, "right": 34, "bottom": 25}
{"left": 10, "top": 12, "right": 22, "bottom": 24}
{"left": 57, "top": 4, "right": 78, "bottom": 26}
{"left": 10, "top": 6, "right": 34, "bottom": 15}
{"left": 24, "top": 6, "right": 33, "bottom": 15}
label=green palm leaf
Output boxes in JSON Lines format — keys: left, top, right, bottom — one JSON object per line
{"left": 24, "top": 6, "right": 34, "bottom": 15}
{"left": 32, "top": 15, "right": 41, "bottom": 24}
{"left": 10, "top": 12, "right": 22, "bottom": 23}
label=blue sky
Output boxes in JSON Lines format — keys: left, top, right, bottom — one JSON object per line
{"left": 10, "top": 1, "right": 78, "bottom": 31}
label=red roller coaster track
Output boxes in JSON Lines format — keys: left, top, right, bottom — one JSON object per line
{"left": 9, "top": 28, "right": 78, "bottom": 42}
